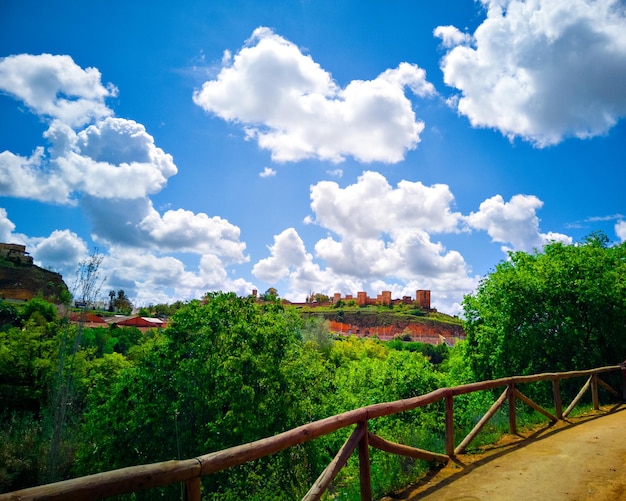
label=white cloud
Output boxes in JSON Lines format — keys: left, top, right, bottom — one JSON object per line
{"left": 0, "top": 94, "right": 177, "bottom": 205}
{"left": 81, "top": 196, "right": 247, "bottom": 263}
{"left": 139, "top": 206, "right": 248, "bottom": 262}
{"left": 314, "top": 236, "right": 392, "bottom": 277}
{"left": 253, "top": 226, "right": 477, "bottom": 315}
{"left": 616, "top": 220, "right": 626, "bottom": 242}
{"left": 251, "top": 228, "right": 365, "bottom": 303}
{"left": 0, "top": 208, "right": 19, "bottom": 243}
{"left": 0, "top": 148, "right": 70, "bottom": 203}
{"left": 252, "top": 228, "right": 309, "bottom": 282}
{"left": 252, "top": 173, "right": 580, "bottom": 314}
{"left": 308, "top": 171, "right": 462, "bottom": 238}
{"left": 53, "top": 117, "right": 177, "bottom": 202}
{"left": 103, "top": 247, "right": 255, "bottom": 307}
{"left": 193, "top": 27, "right": 435, "bottom": 163}
{"left": 0, "top": 55, "right": 177, "bottom": 205}
{"left": 30, "top": 230, "right": 89, "bottom": 277}
{"left": 0, "top": 54, "right": 116, "bottom": 127}
{"left": 437, "top": 0, "right": 626, "bottom": 146}
{"left": 467, "top": 194, "right": 572, "bottom": 252}
{"left": 0, "top": 204, "right": 250, "bottom": 307}
{"left": 259, "top": 166, "right": 276, "bottom": 177}
{"left": 433, "top": 25, "right": 472, "bottom": 48}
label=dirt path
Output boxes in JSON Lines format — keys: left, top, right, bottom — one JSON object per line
{"left": 381, "top": 406, "right": 626, "bottom": 501}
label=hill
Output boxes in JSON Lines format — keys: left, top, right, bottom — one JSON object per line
{"left": 299, "top": 306, "right": 465, "bottom": 344}
{"left": 0, "top": 257, "right": 69, "bottom": 303}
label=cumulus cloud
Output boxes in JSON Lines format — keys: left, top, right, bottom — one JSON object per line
{"left": 251, "top": 228, "right": 367, "bottom": 303}
{"left": 138, "top": 206, "right": 247, "bottom": 261}
{"left": 252, "top": 228, "right": 310, "bottom": 282}
{"left": 0, "top": 118, "right": 178, "bottom": 205}
{"left": 0, "top": 53, "right": 251, "bottom": 304}
{"left": 616, "top": 220, "right": 626, "bottom": 242}
{"left": 193, "top": 27, "right": 436, "bottom": 163}
{"left": 103, "top": 247, "right": 255, "bottom": 307}
{"left": 0, "top": 208, "right": 19, "bottom": 243}
{"left": 437, "top": 0, "right": 626, "bottom": 146}
{"left": 253, "top": 226, "right": 476, "bottom": 315}
{"left": 0, "top": 148, "right": 66, "bottom": 202}
{"left": 433, "top": 25, "right": 472, "bottom": 48}
{"left": 30, "top": 230, "right": 89, "bottom": 277}
{"left": 308, "top": 171, "right": 462, "bottom": 238}
{"left": 0, "top": 54, "right": 116, "bottom": 127}
{"left": 80, "top": 196, "right": 247, "bottom": 263}
{"left": 307, "top": 172, "right": 469, "bottom": 283}
{"left": 466, "top": 194, "right": 572, "bottom": 252}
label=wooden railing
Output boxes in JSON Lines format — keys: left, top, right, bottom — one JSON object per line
{"left": 2, "top": 364, "right": 624, "bottom": 501}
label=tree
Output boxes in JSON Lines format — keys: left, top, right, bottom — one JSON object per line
{"left": 19, "top": 297, "right": 57, "bottom": 325}
{"left": 48, "top": 251, "right": 105, "bottom": 481}
{"left": 0, "top": 300, "right": 18, "bottom": 330}
{"left": 261, "top": 287, "right": 279, "bottom": 301}
{"left": 301, "top": 316, "right": 333, "bottom": 355}
{"left": 76, "top": 293, "right": 308, "bottom": 498}
{"left": 72, "top": 250, "right": 104, "bottom": 308}
{"left": 312, "top": 293, "right": 330, "bottom": 304}
{"left": 112, "top": 290, "right": 133, "bottom": 314}
{"left": 462, "top": 235, "right": 626, "bottom": 383}
{"left": 107, "top": 290, "right": 115, "bottom": 312}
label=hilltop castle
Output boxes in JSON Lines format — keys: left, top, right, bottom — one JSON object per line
{"left": 253, "top": 289, "right": 432, "bottom": 310}
{"left": 331, "top": 290, "right": 431, "bottom": 309}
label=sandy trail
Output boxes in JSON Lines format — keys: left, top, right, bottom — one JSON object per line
{"left": 381, "top": 406, "right": 626, "bottom": 501}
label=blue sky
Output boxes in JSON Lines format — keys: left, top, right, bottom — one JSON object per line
{"left": 1, "top": 0, "right": 625, "bottom": 314}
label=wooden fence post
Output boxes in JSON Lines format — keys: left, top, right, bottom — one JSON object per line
{"left": 591, "top": 373, "right": 599, "bottom": 410}
{"left": 552, "top": 378, "right": 563, "bottom": 420}
{"left": 508, "top": 383, "right": 517, "bottom": 435}
{"left": 445, "top": 392, "right": 454, "bottom": 457}
{"left": 358, "top": 420, "right": 372, "bottom": 501}
{"left": 185, "top": 477, "right": 201, "bottom": 501}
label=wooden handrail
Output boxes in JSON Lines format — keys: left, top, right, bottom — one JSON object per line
{"left": 2, "top": 364, "right": 623, "bottom": 501}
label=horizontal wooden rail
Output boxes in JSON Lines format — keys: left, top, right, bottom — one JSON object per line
{"left": 368, "top": 432, "right": 448, "bottom": 463}
{"left": 2, "top": 364, "right": 623, "bottom": 501}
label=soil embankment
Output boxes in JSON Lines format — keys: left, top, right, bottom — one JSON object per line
{"left": 312, "top": 310, "right": 465, "bottom": 343}
{"left": 0, "top": 262, "right": 69, "bottom": 303}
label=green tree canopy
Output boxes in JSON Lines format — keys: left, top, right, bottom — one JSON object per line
{"left": 76, "top": 292, "right": 307, "bottom": 497}
{"left": 19, "top": 297, "right": 57, "bottom": 325}
{"left": 0, "top": 300, "right": 19, "bottom": 330}
{"left": 462, "top": 235, "right": 626, "bottom": 381}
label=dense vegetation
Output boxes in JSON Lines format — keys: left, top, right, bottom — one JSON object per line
{"left": 1, "top": 234, "right": 625, "bottom": 499}
{"left": 463, "top": 234, "right": 626, "bottom": 380}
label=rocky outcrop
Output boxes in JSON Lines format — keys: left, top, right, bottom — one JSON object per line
{"left": 0, "top": 261, "right": 69, "bottom": 303}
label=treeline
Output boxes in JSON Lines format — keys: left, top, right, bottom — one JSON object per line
{"left": 1, "top": 294, "right": 455, "bottom": 498}
{"left": 1, "top": 233, "right": 625, "bottom": 499}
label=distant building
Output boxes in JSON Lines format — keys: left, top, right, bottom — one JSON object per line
{"left": 331, "top": 290, "right": 431, "bottom": 309}
{"left": 67, "top": 312, "right": 109, "bottom": 328}
{"left": 108, "top": 315, "right": 166, "bottom": 332}
{"left": 0, "top": 243, "right": 33, "bottom": 265}
{"left": 67, "top": 314, "right": 167, "bottom": 333}
{"left": 416, "top": 290, "right": 431, "bottom": 309}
